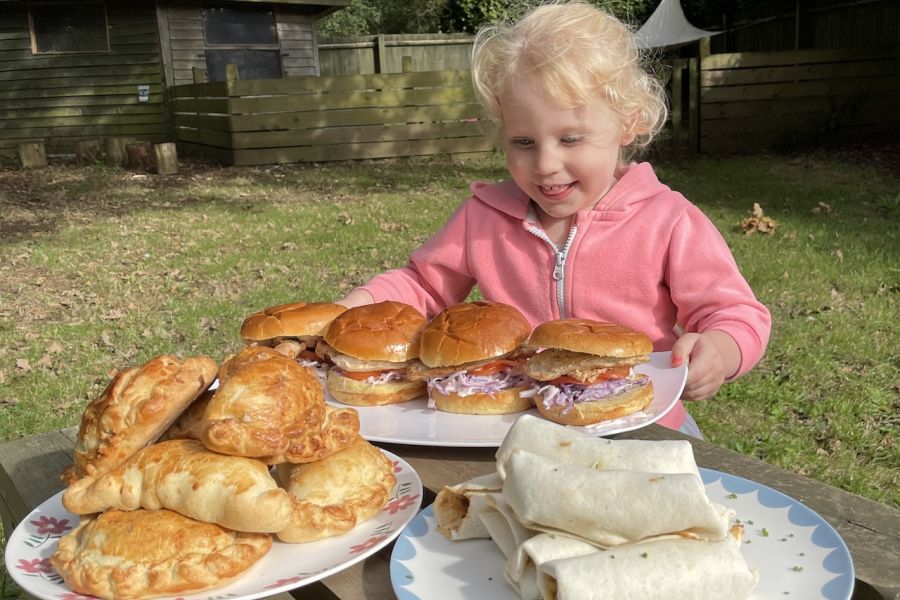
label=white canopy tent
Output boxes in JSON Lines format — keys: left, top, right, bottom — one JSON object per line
{"left": 633, "top": 0, "right": 720, "bottom": 50}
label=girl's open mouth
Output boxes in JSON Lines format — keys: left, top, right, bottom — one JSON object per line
{"left": 538, "top": 182, "right": 575, "bottom": 198}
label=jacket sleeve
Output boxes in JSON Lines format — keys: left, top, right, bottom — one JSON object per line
{"left": 666, "top": 204, "right": 772, "bottom": 379}
{"left": 356, "top": 199, "right": 477, "bottom": 318}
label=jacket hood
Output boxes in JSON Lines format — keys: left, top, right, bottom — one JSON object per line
{"left": 469, "top": 162, "right": 672, "bottom": 221}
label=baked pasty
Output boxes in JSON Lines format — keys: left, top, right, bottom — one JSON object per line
{"left": 274, "top": 436, "right": 396, "bottom": 543}
{"left": 60, "top": 354, "right": 218, "bottom": 485}
{"left": 51, "top": 509, "right": 272, "bottom": 600}
{"left": 262, "top": 404, "right": 360, "bottom": 465}
{"left": 62, "top": 439, "right": 292, "bottom": 533}
{"left": 201, "top": 346, "right": 326, "bottom": 459}
{"left": 157, "top": 388, "right": 213, "bottom": 442}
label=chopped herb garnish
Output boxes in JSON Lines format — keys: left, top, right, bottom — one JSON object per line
{"left": 792, "top": 565, "right": 804, "bottom": 572}
{"left": 727, "top": 493, "right": 738, "bottom": 499}
{"left": 747, "top": 520, "right": 754, "bottom": 525}
{"left": 760, "top": 528, "right": 769, "bottom": 537}
{"left": 640, "top": 552, "right": 648, "bottom": 558}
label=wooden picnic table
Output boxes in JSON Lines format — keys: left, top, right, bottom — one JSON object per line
{"left": 2, "top": 424, "right": 898, "bottom": 600}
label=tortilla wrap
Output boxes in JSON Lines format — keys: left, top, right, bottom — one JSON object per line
{"left": 538, "top": 532, "right": 758, "bottom": 599}
{"left": 479, "top": 494, "right": 536, "bottom": 558}
{"left": 505, "top": 533, "right": 599, "bottom": 600}
{"left": 503, "top": 450, "right": 733, "bottom": 547}
{"left": 496, "top": 415, "right": 699, "bottom": 480}
{"left": 434, "top": 472, "right": 502, "bottom": 540}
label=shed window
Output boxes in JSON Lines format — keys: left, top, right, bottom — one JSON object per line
{"left": 29, "top": 2, "right": 109, "bottom": 54}
{"left": 202, "top": 4, "right": 282, "bottom": 81}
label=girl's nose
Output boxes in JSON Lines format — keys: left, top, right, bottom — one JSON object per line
{"left": 534, "top": 145, "right": 562, "bottom": 175}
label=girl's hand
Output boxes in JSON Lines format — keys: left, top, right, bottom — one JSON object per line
{"left": 671, "top": 330, "right": 741, "bottom": 401}
{"left": 336, "top": 288, "right": 374, "bottom": 309}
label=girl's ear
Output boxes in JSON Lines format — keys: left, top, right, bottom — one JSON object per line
{"left": 619, "top": 113, "right": 639, "bottom": 146}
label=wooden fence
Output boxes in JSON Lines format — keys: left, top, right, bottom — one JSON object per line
{"left": 699, "top": 44, "right": 900, "bottom": 152}
{"left": 170, "top": 44, "right": 898, "bottom": 165}
{"left": 318, "top": 33, "right": 475, "bottom": 75}
{"left": 171, "top": 68, "right": 496, "bottom": 166}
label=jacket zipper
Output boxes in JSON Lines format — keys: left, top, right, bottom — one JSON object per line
{"left": 525, "top": 223, "right": 578, "bottom": 318}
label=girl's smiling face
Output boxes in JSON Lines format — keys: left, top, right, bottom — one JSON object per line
{"left": 500, "top": 81, "right": 635, "bottom": 227}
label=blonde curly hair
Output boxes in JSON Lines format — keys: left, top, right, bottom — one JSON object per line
{"left": 471, "top": 1, "right": 668, "bottom": 151}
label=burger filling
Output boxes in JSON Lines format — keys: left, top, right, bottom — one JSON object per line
{"left": 522, "top": 368, "right": 651, "bottom": 414}
{"left": 334, "top": 368, "right": 408, "bottom": 384}
{"left": 427, "top": 360, "right": 535, "bottom": 399}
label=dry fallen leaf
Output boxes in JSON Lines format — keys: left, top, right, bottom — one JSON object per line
{"left": 812, "top": 202, "right": 833, "bottom": 215}
{"left": 15, "top": 358, "right": 31, "bottom": 372}
{"left": 35, "top": 353, "right": 52, "bottom": 368}
{"left": 740, "top": 203, "right": 778, "bottom": 236}
{"left": 46, "top": 341, "right": 64, "bottom": 354}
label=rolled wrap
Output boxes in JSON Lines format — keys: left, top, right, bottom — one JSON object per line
{"left": 537, "top": 532, "right": 758, "bottom": 600}
{"left": 502, "top": 450, "right": 732, "bottom": 547}
{"left": 505, "top": 533, "right": 599, "bottom": 600}
{"left": 496, "top": 414, "right": 700, "bottom": 480}
{"left": 434, "top": 472, "right": 503, "bottom": 540}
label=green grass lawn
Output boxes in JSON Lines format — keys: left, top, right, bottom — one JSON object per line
{"left": 0, "top": 147, "right": 897, "bottom": 597}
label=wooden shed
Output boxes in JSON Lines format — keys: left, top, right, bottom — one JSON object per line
{"left": 0, "top": 0, "right": 347, "bottom": 158}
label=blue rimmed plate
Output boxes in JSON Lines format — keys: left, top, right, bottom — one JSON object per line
{"left": 390, "top": 468, "right": 854, "bottom": 599}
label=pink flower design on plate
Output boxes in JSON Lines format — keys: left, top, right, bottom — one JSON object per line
{"left": 16, "top": 558, "right": 54, "bottom": 575}
{"left": 349, "top": 534, "right": 389, "bottom": 555}
{"left": 30, "top": 516, "right": 72, "bottom": 536}
{"left": 59, "top": 593, "right": 95, "bottom": 600}
{"left": 383, "top": 494, "right": 418, "bottom": 515}
{"left": 391, "top": 460, "right": 402, "bottom": 474}
{"left": 264, "top": 576, "right": 304, "bottom": 590}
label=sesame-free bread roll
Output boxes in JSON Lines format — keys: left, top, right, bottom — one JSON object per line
{"left": 274, "top": 436, "right": 396, "bottom": 543}
{"left": 201, "top": 346, "right": 326, "bottom": 459}
{"left": 60, "top": 354, "right": 218, "bottom": 485}
{"left": 51, "top": 509, "right": 272, "bottom": 600}
{"left": 62, "top": 439, "right": 292, "bottom": 533}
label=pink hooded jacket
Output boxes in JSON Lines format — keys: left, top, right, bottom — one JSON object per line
{"left": 359, "top": 162, "right": 771, "bottom": 429}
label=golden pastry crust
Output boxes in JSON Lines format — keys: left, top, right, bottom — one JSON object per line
{"left": 60, "top": 354, "right": 218, "bottom": 485}
{"left": 262, "top": 404, "right": 360, "bottom": 465}
{"left": 62, "top": 439, "right": 292, "bottom": 533}
{"left": 274, "top": 436, "right": 396, "bottom": 543}
{"left": 51, "top": 509, "right": 272, "bottom": 600}
{"left": 157, "top": 388, "right": 213, "bottom": 442}
{"left": 202, "top": 346, "right": 325, "bottom": 459}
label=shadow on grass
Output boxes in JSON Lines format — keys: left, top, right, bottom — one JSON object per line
{"left": 0, "top": 153, "right": 508, "bottom": 245}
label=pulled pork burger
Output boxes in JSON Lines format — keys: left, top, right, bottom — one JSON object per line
{"left": 524, "top": 319, "right": 654, "bottom": 426}
{"left": 240, "top": 301, "right": 348, "bottom": 383}
{"left": 317, "top": 301, "right": 427, "bottom": 406}
{"left": 410, "top": 301, "right": 536, "bottom": 415}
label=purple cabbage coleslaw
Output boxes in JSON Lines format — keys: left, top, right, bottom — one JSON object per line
{"left": 529, "top": 376, "right": 651, "bottom": 415}
{"left": 296, "top": 358, "right": 329, "bottom": 384}
{"left": 335, "top": 368, "right": 407, "bottom": 385}
{"left": 427, "top": 366, "right": 535, "bottom": 398}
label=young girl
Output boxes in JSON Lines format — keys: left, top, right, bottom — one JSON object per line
{"left": 338, "top": 1, "right": 771, "bottom": 436}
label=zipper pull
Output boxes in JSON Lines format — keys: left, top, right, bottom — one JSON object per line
{"left": 553, "top": 249, "right": 567, "bottom": 280}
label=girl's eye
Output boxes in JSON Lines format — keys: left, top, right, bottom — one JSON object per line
{"left": 511, "top": 138, "right": 534, "bottom": 148}
{"left": 561, "top": 135, "right": 582, "bottom": 144}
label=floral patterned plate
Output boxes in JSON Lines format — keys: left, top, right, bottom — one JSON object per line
{"left": 6, "top": 451, "right": 422, "bottom": 600}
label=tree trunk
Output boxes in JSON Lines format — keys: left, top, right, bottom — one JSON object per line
{"left": 18, "top": 142, "right": 47, "bottom": 169}
{"left": 126, "top": 142, "right": 155, "bottom": 172}
{"left": 154, "top": 143, "right": 178, "bottom": 175}
{"left": 106, "top": 137, "right": 135, "bottom": 166}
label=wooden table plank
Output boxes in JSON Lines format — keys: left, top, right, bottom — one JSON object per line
{"left": 3, "top": 426, "right": 898, "bottom": 600}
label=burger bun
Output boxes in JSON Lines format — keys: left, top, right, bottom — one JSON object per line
{"left": 432, "top": 386, "right": 534, "bottom": 415}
